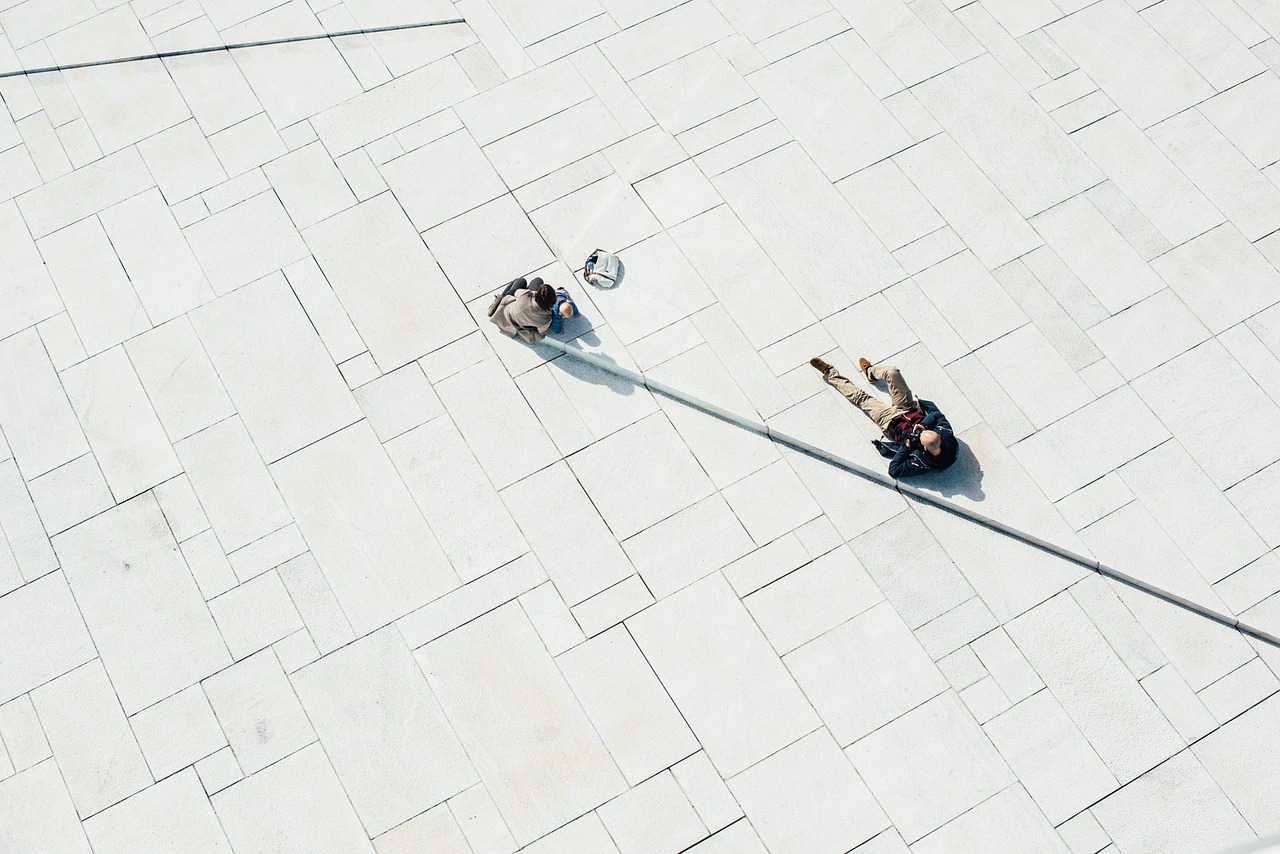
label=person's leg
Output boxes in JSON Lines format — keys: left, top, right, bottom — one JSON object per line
{"left": 867, "top": 364, "right": 916, "bottom": 411}
{"left": 825, "top": 369, "right": 897, "bottom": 431}
{"left": 500, "top": 276, "right": 529, "bottom": 298}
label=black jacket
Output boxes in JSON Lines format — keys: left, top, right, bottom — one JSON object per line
{"left": 873, "top": 399, "right": 957, "bottom": 479}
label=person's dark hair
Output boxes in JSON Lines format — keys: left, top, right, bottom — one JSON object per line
{"left": 534, "top": 282, "right": 557, "bottom": 310}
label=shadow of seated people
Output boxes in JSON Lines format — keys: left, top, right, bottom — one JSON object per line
{"left": 546, "top": 341, "right": 638, "bottom": 396}
{"left": 903, "top": 438, "right": 985, "bottom": 501}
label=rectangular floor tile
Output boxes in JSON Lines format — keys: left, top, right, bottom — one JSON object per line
{"left": 53, "top": 495, "right": 230, "bottom": 714}
{"left": 31, "top": 660, "right": 151, "bottom": 818}
{"left": 714, "top": 143, "right": 905, "bottom": 317}
{"left": 1047, "top": 0, "right": 1213, "bottom": 128}
{"left": 0, "top": 327, "right": 89, "bottom": 480}
{"left": 1007, "top": 592, "right": 1182, "bottom": 783}
{"left": 0, "top": 572, "right": 94, "bottom": 705}
{"left": 212, "top": 744, "right": 374, "bottom": 854}
{"left": 914, "top": 55, "right": 1101, "bottom": 216}
{"left": 845, "top": 691, "right": 1014, "bottom": 844}
{"left": 417, "top": 602, "right": 625, "bottom": 844}
{"left": 271, "top": 422, "right": 459, "bottom": 637}
{"left": 62, "top": 347, "right": 181, "bottom": 502}
{"left": 292, "top": 627, "right": 476, "bottom": 835}
{"left": 84, "top": 770, "right": 232, "bottom": 854}
{"left": 628, "top": 573, "right": 820, "bottom": 777}
{"left": 558, "top": 625, "right": 700, "bottom": 785}
{"left": 192, "top": 273, "right": 362, "bottom": 463}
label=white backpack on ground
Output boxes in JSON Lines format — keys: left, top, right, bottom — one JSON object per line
{"left": 582, "top": 249, "right": 621, "bottom": 288}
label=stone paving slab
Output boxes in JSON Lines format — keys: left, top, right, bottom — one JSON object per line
{"left": 2, "top": 1, "right": 1280, "bottom": 852}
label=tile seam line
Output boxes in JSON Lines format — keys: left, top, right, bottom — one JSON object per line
{"left": 0, "top": 19, "right": 468, "bottom": 80}
{"left": 538, "top": 338, "right": 1280, "bottom": 652}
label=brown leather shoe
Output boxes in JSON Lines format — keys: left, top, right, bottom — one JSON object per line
{"left": 859, "top": 358, "right": 873, "bottom": 380}
{"left": 810, "top": 357, "right": 833, "bottom": 373}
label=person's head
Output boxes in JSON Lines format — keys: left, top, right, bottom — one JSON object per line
{"left": 919, "top": 430, "right": 943, "bottom": 456}
{"left": 558, "top": 300, "right": 576, "bottom": 318}
{"left": 534, "top": 283, "right": 557, "bottom": 310}
{"left": 918, "top": 430, "right": 958, "bottom": 469}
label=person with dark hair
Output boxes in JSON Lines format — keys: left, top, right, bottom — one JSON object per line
{"left": 487, "top": 276, "right": 560, "bottom": 343}
{"left": 810, "top": 356, "right": 958, "bottom": 478}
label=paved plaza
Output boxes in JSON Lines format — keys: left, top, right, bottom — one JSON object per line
{"left": 2, "top": 0, "right": 1280, "bottom": 851}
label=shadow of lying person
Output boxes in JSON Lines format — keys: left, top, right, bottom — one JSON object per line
{"left": 905, "top": 438, "right": 985, "bottom": 501}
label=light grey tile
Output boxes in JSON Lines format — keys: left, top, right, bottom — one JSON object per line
{"left": 1073, "top": 113, "right": 1223, "bottom": 247}
{"left": 1200, "top": 71, "right": 1280, "bottom": 168}
{"left": 558, "top": 624, "right": 699, "bottom": 785}
{"left": 1047, "top": 0, "right": 1213, "bottom": 128}
{"left": 261, "top": 141, "right": 356, "bottom": 229}
{"left": 212, "top": 744, "right": 374, "bottom": 854}
{"left": 845, "top": 691, "right": 1014, "bottom": 843}
{"left": 598, "top": 770, "right": 706, "bottom": 854}
{"left": 1087, "top": 289, "right": 1211, "bottom": 380}
{"left": 786, "top": 599, "right": 946, "bottom": 745}
{"left": 831, "top": 0, "right": 956, "bottom": 86}
{"left": 1149, "top": 107, "right": 1280, "bottom": 241}
{"left": 1199, "top": 657, "right": 1279, "bottom": 724}
{"left": 633, "top": 47, "right": 753, "bottom": 137}
{"left": 27, "top": 453, "right": 112, "bottom": 536}
{"left": 730, "top": 728, "right": 888, "bottom": 854}
{"left": 184, "top": 190, "right": 308, "bottom": 296}
{"left": 569, "top": 412, "right": 714, "bottom": 539}
{"left": 895, "top": 134, "right": 1043, "bottom": 269}
{"left": 32, "top": 660, "right": 151, "bottom": 818}
{"left": 517, "top": 813, "right": 616, "bottom": 854}
{"left": 1143, "top": 0, "right": 1265, "bottom": 91}
{"left": 745, "top": 546, "right": 882, "bottom": 656}
{"left": 1011, "top": 386, "right": 1169, "bottom": 501}
{"left": 837, "top": 160, "right": 944, "bottom": 252}
{"left": 128, "top": 685, "right": 226, "bottom": 781}
{"left": 571, "top": 574, "right": 654, "bottom": 637}
{"left": 381, "top": 130, "right": 506, "bottom": 231}
{"left": 598, "top": 0, "right": 733, "bottom": 80}
{"left": 984, "top": 690, "right": 1119, "bottom": 824}
{"left": 196, "top": 276, "right": 360, "bottom": 460}
{"left": 1031, "top": 194, "right": 1166, "bottom": 315}
{"left": 914, "top": 251, "right": 1028, "bottom": 351}
{"left": 208, "top": 570, "right": 303, "bottom": 660}
{"left": 39, "top": 215, "right": 150, "bottom": 357}
{"left": 436, "top": 356, "right": 560, "bottom": 490}
{"left": 417, "top": 602, "right": 625, "bottom": 844}
{"left": 1226, "top": 462, "right": 1280, "bottom": 549}
{"left": 501, "top": 462, "right": 633, "bottom": 605}
{"left": 1007, "top": 593, "right": 1182, "bottom": 783}
{"left": 1193, "top": 694, "right": 1280, "bottom": 836}
{"left": 0, "top": 201, "right": 64, "bottom": 340}
{"left": 53, "top": 496, "right": 230, "bottom": 714}
{"left": 749, "top": 42, "right": 911, "bottom": 182}
{"left": 0, "top": 572, "right": 94, "bottom": 706}
{"left": 1120, "top": 440, "right": 1268, "bottom": 584}
{"left": 914, "top": 55, "right": 1101, "bottom": 215}
{"left": 622, "top": 495, "right": 753, "bottom": 599}
{"left": 848, "top": 511, "right": 973, "bottom": 630}
{"left": 63, "top": 347, "right": 181, "bottom": 502}
{"left": 271, "top": 422, "right": 459, "bottom": 637}
{"left": 386, "top": 416, "right": 527, "bottom": 584}
{"left": 0, "top": 761, "right": 92, "bottom": 854}
{"left": 629, "top": 573, "right": 820, "bottom": 777}
{"left": 372, "top": 803, "right": 471, "bottom": 854}
{"left": 714, "top": 143, "right": 905, "bottom": 316}
{"left": 912, "top": 784, "right": 1071, "bottom": 854}
{"left": 83, "top": 770, "right": 232, "bottom": 854}
{"left": 1150, "top": 223, "right": 1280, "bottom": 334}
{"left": 672, "top": 751, "right": 742, "bottom": 833}
{"left": 1133, "top": 340, "right": 1280, "bottom": 489}
{"left": 1093, "top": 749, "right": 1251, "bottom": 853}
{"left": 293, "top": 627, "right": 476, "bottom": 835}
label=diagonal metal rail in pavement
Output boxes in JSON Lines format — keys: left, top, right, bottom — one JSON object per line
{"left": 539, "top": 336, "right": 1280, "bottom": 652}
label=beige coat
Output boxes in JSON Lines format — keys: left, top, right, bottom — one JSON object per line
{"left": 488, "top": 289, "right": 552, "bottom": 343}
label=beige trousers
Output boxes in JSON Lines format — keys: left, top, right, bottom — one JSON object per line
{"left": 825, "top": 364, "right": 916, "bottom": 433}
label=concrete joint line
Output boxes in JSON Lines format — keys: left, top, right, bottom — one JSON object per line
{"left": 0, "top": 19, "right": 467, "bottom": 79}
{"left": 542, "top": 338, "right": 1280, "bottom": 651}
